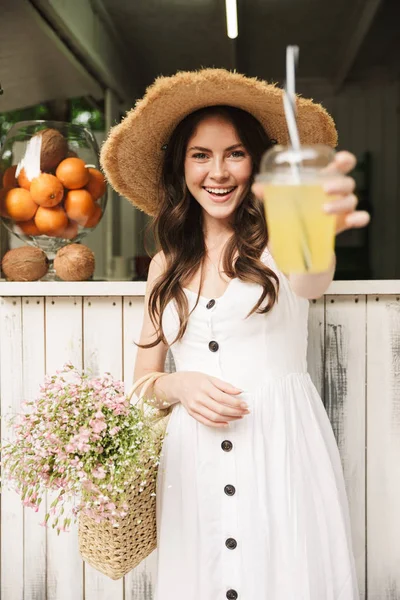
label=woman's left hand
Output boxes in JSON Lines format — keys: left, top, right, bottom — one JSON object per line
{"left": 321, "top": 151, "right": 370, "bottom": 235}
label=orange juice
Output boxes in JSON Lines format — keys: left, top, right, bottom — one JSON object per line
{"left": 263, "top": 182, "right": 335, "bottom": 274}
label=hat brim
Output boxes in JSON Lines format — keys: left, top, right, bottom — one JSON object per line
{"left": 101, "top": 69, "right": 338, "bottom": 216}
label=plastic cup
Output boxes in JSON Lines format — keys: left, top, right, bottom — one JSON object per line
{"left": 257, "top": 144, "right": 339, "bottom": 274}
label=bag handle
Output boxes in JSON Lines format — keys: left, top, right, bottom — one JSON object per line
{"left": 127, "top": 371, "right": 169, "bottom": 408}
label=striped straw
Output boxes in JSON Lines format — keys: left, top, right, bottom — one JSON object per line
{"left": 283, "top": 45, "right": 301, "bottom": 155}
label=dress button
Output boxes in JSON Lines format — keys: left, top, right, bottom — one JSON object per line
{"left": 225, "top": 537, "right": 237, "bottom": 550}
{"left": 221, "top": 440, "right": 233, "bottom": 452}
{"left": 206, "top": 299, "right": 215, "bottom": 309}
{"left": 224, "top": 484, "right": 236, "bottom": 496}
{"left": 208, "top": 340, "right": 219, "bottom": 352}
{"left": 226, "top": 590, "right": 238, "bottom": 600}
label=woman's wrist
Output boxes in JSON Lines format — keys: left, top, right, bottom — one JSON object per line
{"left": 153, "top": 373, "right": 179, "bottom": 408}
{"left": 288, "top": 253, "right": 336, "bottom": 299}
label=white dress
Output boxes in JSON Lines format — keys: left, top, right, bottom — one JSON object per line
{"left": 155, "top": 249, "right": 359, "bottom": 600}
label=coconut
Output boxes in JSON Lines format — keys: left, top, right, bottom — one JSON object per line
{"left": 2, "top": 246, "right": 49, "bottom": 281}
{"left": 54, "top": 244, "right": 95, "bottom": 281}
{"left": 34, "top": 128, "right": 69, "bottom": 172}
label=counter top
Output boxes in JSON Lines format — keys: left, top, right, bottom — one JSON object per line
{"left": 0, "top": 280, "right": 147, "bottom": 296}
{"left": 0, "top": 280, "right": 399, "bottom": 297}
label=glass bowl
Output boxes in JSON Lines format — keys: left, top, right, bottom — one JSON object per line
{"left": 0, "top": 120, "right": 107, "bottom": 279}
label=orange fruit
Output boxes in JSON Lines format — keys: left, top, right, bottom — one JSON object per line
{"left": 85, "top": 168, "right": 106, "bottom": 200}
{"left": 35, "top": 206, "right": 68, "bottom": 236}
{"left": 30, "top": 173, "right": 64, "bottom": 207}
{"left": 55, "top": 157, "right": 89, "bottom": 189}
{"left": 57, "top": 220, "right": 78, "bottom": 240}
{"left": 64, "top": 189, "right": 95, "bottom": 226}
{"left": 5, "top": 188, "right": 38, "bottom": 222}
{"left": 16, "top": 219, "right": 41, "bottom": 236}
{"left": 2, "top": 165, "right": 18, "bottom": 188}
{"left": 85, "top": 203, "right": 102, "bottom": 228}
{"left": 0, "top": 188, "right": 11, "bottom": 218}
{"left": 17, "top": 168, "right": 33, "bottom": 191}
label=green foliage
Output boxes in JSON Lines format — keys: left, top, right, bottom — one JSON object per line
{"left": 70, "top": 98, "right": 105, "bottom": 131}
{"left": 0, "top": 97, "right": 104, "bottom": 145}
{"left": 0, "top": 105, "right": 50, "bottom": 143}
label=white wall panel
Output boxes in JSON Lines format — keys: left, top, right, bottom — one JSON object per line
{"left": 367, "top": 295, "right": 400, "bottom": 599}
{"left": 2, "top": 290, "right": 400, "bottom": 599}
{"left": 45, "top": 297, "right": 84, "bottom": 600}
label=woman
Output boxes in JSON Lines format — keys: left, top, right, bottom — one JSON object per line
{"left": 101, "top": 69, "right": 369, "bottom": 600}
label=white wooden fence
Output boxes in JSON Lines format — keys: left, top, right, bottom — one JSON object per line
{"left": 1, "top": 281, "right": 400, "bottom": 600}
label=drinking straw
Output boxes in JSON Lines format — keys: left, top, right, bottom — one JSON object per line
{"left": 283, "top": 45, "right": 312, "bottom": 270}
{"left": 283, "top": 46, "right": 301, "bottom": 158}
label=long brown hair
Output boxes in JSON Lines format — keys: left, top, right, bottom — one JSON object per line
{"left": 145, "top": 105, "right": 279, "bottom": 347}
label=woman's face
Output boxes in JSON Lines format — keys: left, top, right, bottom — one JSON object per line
{"left": 184, "top": 115, "right": 253, "bottom": 223}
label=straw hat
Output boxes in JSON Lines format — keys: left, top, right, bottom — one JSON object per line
{"left": 101, "top": 68, "right": 338, "bottom": 216}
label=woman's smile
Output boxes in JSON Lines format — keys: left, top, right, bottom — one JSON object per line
{"left": 202, "top": 185, "right": 238, "bottom": 202}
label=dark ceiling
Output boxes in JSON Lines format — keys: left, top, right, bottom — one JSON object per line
{"left": 1, "top": 0, "right": 399, "bottom": 113}
{"left": 101, "top": 0, "right": 400, "bottom": 98}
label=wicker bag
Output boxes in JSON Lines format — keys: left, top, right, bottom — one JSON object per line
{"left": 78, "top": 371, "right": 170, "bottom": 580}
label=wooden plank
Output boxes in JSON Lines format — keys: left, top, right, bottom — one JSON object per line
{"left": 3, "top": 279, "right": 400, "bottom": 298}
{"left": 367, "top": 294, "right": 400, "bottom": 599}
{"left": 0, "top": 298, "right": 24, "bottom": 600}
{"left": 327, "top": 280, "right": 400, "bottom": 295}
{"left": 123, "top": 296, "right": 145, "bottom": 404}
{"left": 0, "top": 281, "right": 147, "bottom": 297}
{"left": 45, "top": 296, "right": 84, "bottom": 600}
{"left": 22, "top": 297, "right": 47, "bottom": 598}
{"left": 123, "top": 296, "right": 157, "bottom": 599}
{"left": 325, "top": 295, "right": 366, "bottom": 599}
{"left": 125, "top": 557, "right": 156, "bottom": 600}
{"left": 83, "top": 297, "right": 124, "bottom": 599}
{"left": 307, "top": 297, "right": 325, "bottom": 397}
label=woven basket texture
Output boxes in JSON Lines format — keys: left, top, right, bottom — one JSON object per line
{"left": 79, "top": 416, "right": 168, "bottom": 579}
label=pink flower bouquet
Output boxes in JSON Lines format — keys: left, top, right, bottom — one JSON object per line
{"left": 1, "top": 364, "right": 161, "bottom": 535}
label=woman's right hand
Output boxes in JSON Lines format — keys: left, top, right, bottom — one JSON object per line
{"left": 155, "top": 371, "right": 250, "bottom": 428}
